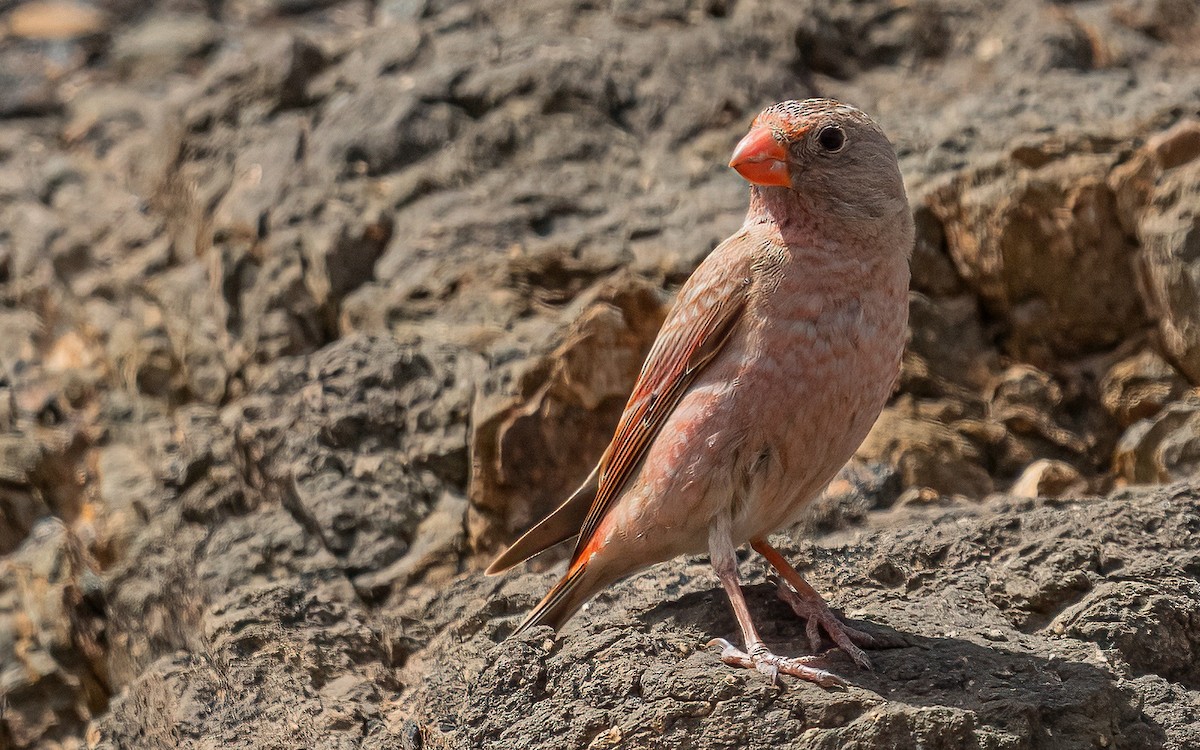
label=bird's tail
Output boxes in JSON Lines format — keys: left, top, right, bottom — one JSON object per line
{"left": 512, "top": 559, "right": 601, "bottom": 636}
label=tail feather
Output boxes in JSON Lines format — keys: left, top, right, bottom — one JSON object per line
{"left": 487, "top": 465, "right": 599, "bottom": 576}
{"left": 512, "top": 561, "right": 598, "bottom": 636}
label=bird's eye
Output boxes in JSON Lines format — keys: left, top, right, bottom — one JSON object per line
{"left": 817, "top": 126, "right": 845, "bottom": 153}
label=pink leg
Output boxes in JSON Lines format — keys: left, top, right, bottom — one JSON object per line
{"left": 705, "top": 518, "right": 845, "bottom": 687}
{"left": 751, "top": 538, "right": 878, "bottom": 669}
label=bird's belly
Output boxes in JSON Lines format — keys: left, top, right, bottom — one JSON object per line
{"left": 594, "top": 301, "right": 904, "bottom": 568}
{"left": 725, "top": 321, "right": 902, "bottom": 541}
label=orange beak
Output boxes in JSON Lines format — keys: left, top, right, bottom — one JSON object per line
{"left": 729, "top": 127, "right": 791, "bottom": 187}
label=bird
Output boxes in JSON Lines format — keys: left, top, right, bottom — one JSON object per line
{"left": 487, "top": 98, "right": 913, "bottom": 686}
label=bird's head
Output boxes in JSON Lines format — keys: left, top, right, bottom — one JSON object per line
{"left": 730, "top": 99, "right": 908, "bottom": 223}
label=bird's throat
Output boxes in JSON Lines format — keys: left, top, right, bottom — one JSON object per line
{"left": 744, "top": 185, "right": 818, "bottom": 236}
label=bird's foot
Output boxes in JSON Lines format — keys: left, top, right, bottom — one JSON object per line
{"left": 768, "top": 574, "right": 878, "bottom": 670}
{"left": 707, "top": 638, "right": 845, "bottom": 688}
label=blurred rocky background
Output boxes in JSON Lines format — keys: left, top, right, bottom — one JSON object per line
{"left": 1, "top": 0, "right": 1199, "bottom": 747}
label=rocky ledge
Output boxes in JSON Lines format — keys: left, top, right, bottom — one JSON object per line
{"left": 1, "top": 0, "right": 1199, "bottom": 748}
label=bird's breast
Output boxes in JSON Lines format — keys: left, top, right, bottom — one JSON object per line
{"left": 720, "top": 257, "right": 908, "bottom": 536}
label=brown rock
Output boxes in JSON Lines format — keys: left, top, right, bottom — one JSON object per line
{"left": 0, "top": 519, "right": 108, "bottom": 749}
{"left": 1135, "top": 143, "right": 1200, "bottom": 384}
{"left": 0, "top": 417, "right": 94, "bottom": 558}
{"left": 857, "top": 399, "right": 994, "bottom": 498}
{"left": 901, "top": 292, "right": 995, "bottom": 399}
{"left": 927, "top": 149, "right": 1145, "bottom": 363}
{"left": 0, "top": 435, "right": 51, "bottom": 555}
{"left": 5, "top": 1, "right": 108, "bottom": 40}
{"left": 1100, "top": 348, "right": 1191, "bottom": 426}
{"left": 1009, "top": 458, "right": 1086, "bottom": 498}
{"left": 909, "top": 205, "right": 964, "bottom": 298}
{"left": 1147, "top": 119, "right": 1200, "bottom": 171}
{"left": 987, "top": 364, "right": 1090, "bottom": 456}
{"left": 1113, "top": 399, "right": 1200, "bottom": 483}
{"left": 469, "top": 276, "right": 667, "bottom": 555}
{"left": 1111, "top": 0, "right": 1199, "bottom": 42}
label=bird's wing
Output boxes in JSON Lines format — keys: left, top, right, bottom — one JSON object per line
{"left": 568, "top": 236, "right": 756, "bottom": 566}
{"left": 484, "top": 464, "right": 599, "bottom": 575}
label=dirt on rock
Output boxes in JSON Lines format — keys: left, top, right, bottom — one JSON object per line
{"left": 1, "top": 0, "right": 1199, "bottom": 748}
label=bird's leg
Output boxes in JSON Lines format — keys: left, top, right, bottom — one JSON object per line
{"left": 751, "top": 538, "right": 877, "bottom": 669}
{"left": 706, "top": 517, "right": 844, "bottom": 687}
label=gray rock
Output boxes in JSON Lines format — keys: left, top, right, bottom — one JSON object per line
{"left": 110, "top": 13, "right": 220, "bottom": 77}
{"left": 400, "top": 487, "right": 1197, "bottom": 749}
{"left": 0, "top": 0, "right": 1197, "bottom": 747}
{"left": 0, "top": 44, "right": 63, "bottom": 119}
{"left": 230, "top": 335, "right": 476, "bottom": 591}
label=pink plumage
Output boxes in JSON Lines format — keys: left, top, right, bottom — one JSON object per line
{"left": 489, "top": 98, "right": 914, "bottom": 686}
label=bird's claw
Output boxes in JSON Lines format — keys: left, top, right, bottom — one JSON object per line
{"left": 706, "top": 638, "right": 845, "bottom": 688}
{"left": 767, "top": 574, "right": 877, "bottom": 670}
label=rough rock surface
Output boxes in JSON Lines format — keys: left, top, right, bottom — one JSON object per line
{"left": 0, "top": 0, "right": 1199, "bottom": 747}
{"left": 397, "top": 486, "right": 1200, "bottom": 750}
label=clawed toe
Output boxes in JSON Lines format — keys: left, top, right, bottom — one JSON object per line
{"left": 706, "top": 638, "right": 845, "bottom": 688}
{"left": 768, "top": 574, "right": 876, "bottom": 670}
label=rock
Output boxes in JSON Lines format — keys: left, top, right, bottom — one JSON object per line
{"left": 1111, "top": 0, "right": 1199, "bottom": 42}
{"left": 798, "top": 459, "right": 902, "bottom": 534}
{"left": 0, "top": 416, "right": 93, "bottom": 558}
{"left": 92, "top": 578, "right": 402, "bottom": 750}
{"left": 926, "top": 148, "right": 1145, "bottom": 364}
{"left": 792, "top": 0, "right": 950, "bottom": 79}
{"left": 1100, "top": 348, "right": 1191, "bottom": 427}
{"left": 398, "top": 487, "right": 1198, "bottom": 749}
{"left": 901, "top": 292, "right": 994, "bottom": 399}
{"left": 93, "top": 443, "right": 162, "bottom": 564}
{"left": 142, "top": 264, "right": 232, "bottom": 404}
{"left": 1113, "top": 399, "right": 1200, "bottom": 483}
{"left": 230, "top": 335, "right": 476, "bottom": 593}
{"left": 5, "top": 1, "right": 109, "bottom": 40}
{"left": 110, "top": 14, "right": 221, "bottom": 78}
{"left": 311, "top": 80, "right": 467, "bottom": 178}
{"left": 1009, "top": 458, "right": 1086, "bottom": 498}
{"left": 0, "top": 519, "right": 107, "bottom": 749}
{"left": 0, "top": 0, "right": 1197, "bottom": 746}
{"left": 224, "top": 0, "right": 357, "bottom": 24}
{"left": 1000, "top": 5, "right": 1096, "bottom": 72}
{"left": 469, "top": 277, "right": 666, "bottom": 555}
{"left": 856, "top": 399, "right": 994, "bottom": 498}
{"left": 297, "top": 203, "right": 394, "bottom": 324}
{"left": 1054, "top": 577, "right": 1200, "bottom": 687}
{"left": 987, "top": 364, "right": 1092, "bottom": 460}
{"left": 1132, "top": 123, "right": 1200, "bottom": 384}
{"left": 352, "top": 490, "right": 468, "bottom": 599}
{"left": 0, "top": 44, "right": 63, "bottom": 119}
{"left": 196, "top": 30, "right": 328, "bottom": 113}
{"left": 209, "top": 115, "right": 311, "bottom": 242}
{"left": 909, "top": 205, "right": 964, "bottom": 298}
{"left": 377, "top": 0, "right": 428, "bottom": 23}
{"left": 0, "top": 435, "right": 52, "bottom": 555}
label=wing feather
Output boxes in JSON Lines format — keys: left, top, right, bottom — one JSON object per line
{"left": 568, "top": 244, "right": 756, "bottom": 565}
